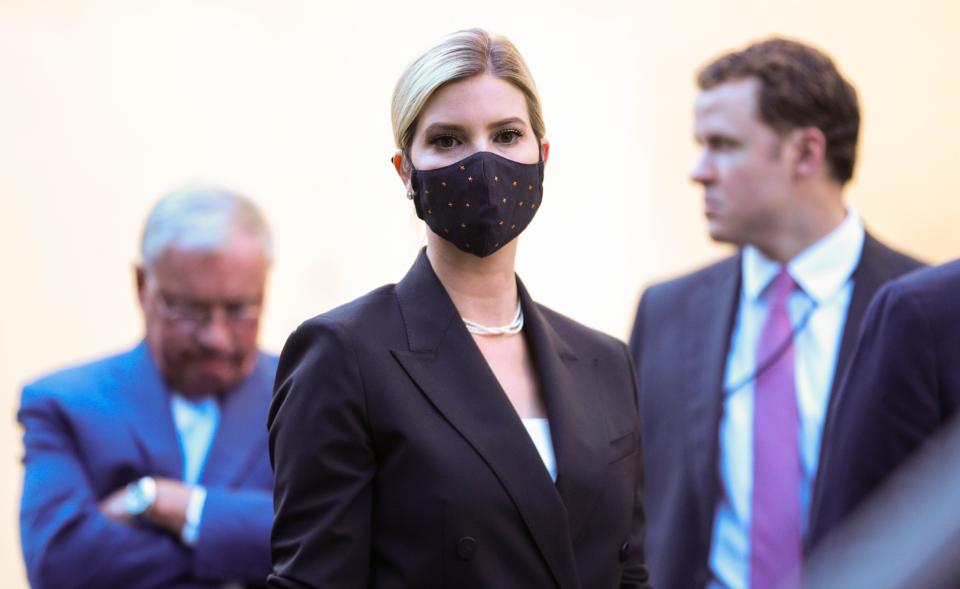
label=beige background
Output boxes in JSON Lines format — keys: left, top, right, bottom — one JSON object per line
{"left": 2, "top": 0, "right": 959, "bottom": 584}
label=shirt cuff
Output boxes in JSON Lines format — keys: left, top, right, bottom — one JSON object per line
{"left": 180, "top": 485, "right": 207, "bottom": 546}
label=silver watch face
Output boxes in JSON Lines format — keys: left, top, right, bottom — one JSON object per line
{"left": 125, "top": 477, "right": 156, "bottom": 516}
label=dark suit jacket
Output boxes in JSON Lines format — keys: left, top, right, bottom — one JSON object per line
{"left": 19, "top": 341, "right": 278, "bottom": 589}
{"left": 808, "top": 259, "right": 960, "bottom": 547}
{"left": 627, "top": 233, "right": 922, "bottom": 589}
{"left": 268, "top": 248, "right": 651, "bottom": 589}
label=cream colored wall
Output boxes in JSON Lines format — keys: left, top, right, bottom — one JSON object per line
{"left": 2, "top": 0, "right": 958, "bottom": 585}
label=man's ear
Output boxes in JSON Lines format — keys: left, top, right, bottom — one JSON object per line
{"left": 792, "top": 127, "right": 826, "bottom": 179}
{"left": 540, "top": 137, "right": 550, "bottom": 165}
{"left": 392, "top": 150, "right": 413, "bottom": 195}
{"left": 135, "top": 264, "right": 148, "bottom": 310}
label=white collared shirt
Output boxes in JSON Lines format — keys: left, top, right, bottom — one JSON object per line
{"left": 170, "top": 393, "right": 220, "bottom": 545}
{"left": 708, "top": 210, "right": 865, "bottom": 589}
{"left": 521, "top": 417, "right": 557, "bottom": 482}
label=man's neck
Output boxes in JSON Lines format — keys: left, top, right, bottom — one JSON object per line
{"left": 757, "top": 188, "right": 847, "bottom": 263}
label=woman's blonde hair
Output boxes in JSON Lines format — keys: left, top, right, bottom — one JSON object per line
{"left": 391, "top": 28, "right": 545, "bottom": 158}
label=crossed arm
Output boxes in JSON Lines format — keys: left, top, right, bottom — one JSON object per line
{"left": 19, "top": 385, "right": 273, "bottom": 589}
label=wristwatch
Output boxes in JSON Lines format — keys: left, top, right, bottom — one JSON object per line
{"left": 124, "top": 476, "right": 157, "bottom": 518}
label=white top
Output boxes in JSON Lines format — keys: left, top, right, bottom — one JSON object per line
{"left": 708, "top": 210, "right": 866, "bottom": 589}
{"left": 170, "top": 393, "right": 220, "bottom": 545}
{"left": 521, "top": 417, "right": 557, "bottom": 482}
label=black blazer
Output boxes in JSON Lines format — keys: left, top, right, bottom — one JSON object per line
{"left": 628, "top": 233, "right": 922, "bottom": 589}
{"left": 268, "top": 249, "right": 651, "bottom": 589}
{"left": 808, "top": 259, "right": 960, "bottom": 547}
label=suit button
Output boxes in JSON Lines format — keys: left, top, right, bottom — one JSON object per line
{"left": 457, "top": 536, "right": 478, "bottom": 560}
{"left": 619, "top": 541, "right": 631, "bottom": 563}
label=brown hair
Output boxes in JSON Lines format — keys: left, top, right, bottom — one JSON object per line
{"left": 698, "top": 38, "right": 860, "bottom": 184}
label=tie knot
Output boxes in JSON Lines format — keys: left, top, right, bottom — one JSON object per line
{"left": 768, "top": 267, "right": 796, "bottom": 306}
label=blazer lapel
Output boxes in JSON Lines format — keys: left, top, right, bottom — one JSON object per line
{"left": 517, "top": 279, "right": 606, "bottom": 542}
{"left": 828, "top": 233, "right": 887, "bottom": 407}
{"left": 391, "top": 249, "right": 580, "bottom": 589}
{"left": 808, "top": 233, "right": 914, "bottom": 552}
{"left": 683, "top": 257, "right": 741, "bottom": 545}
{"left": 200, "top": 354, "right": 272, "bottom": 486}
{"left": 120, "top": 342, "right": 183, "bottom": 480}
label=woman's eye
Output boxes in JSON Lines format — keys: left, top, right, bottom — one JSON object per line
{"left": 429, "top": 135, "right": 460, "bottom": 149}
{"left": 495, "top": 129, "right": 523, "bottom": 144}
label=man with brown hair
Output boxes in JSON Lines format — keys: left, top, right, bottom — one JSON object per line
{"left": 628, "top": 38, "right": 922, "bottom": 589}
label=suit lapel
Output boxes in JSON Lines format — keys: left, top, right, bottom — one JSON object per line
{"left": 120, "top": 342, "right": 183, "bottom": 480}
{"left": 683, "top": 257, "right": 741, "bottom": 544}
{"left": 828, "top": 233, "right": 886, "bottom": 407}
{"left": 391, "top": 249, "right": 580, "bottom": 589}
{"left": 808, "top": 233, "right": 915, "bottom": 552}
{"left": 814, "top": 233, "right": 899, "bottom": 494}
{"left": 518, "top": 279, "right": 607, "bottom": 543}
{"left": 200, "top": 354, "right": 272, "bottom": 486}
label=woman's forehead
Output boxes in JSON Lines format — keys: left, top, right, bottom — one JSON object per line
{"left": 417, "top": 74, "right": 530, "bottom": 131}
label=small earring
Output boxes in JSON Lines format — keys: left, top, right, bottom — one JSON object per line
{"left": 406, "top": 190, "right": 415, "bottom": 200}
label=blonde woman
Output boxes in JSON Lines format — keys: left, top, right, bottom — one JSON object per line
{"left": 268, "top": 29, "right": 651, "bottom": 589}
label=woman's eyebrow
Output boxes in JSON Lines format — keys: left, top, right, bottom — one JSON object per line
{"left": 487, "top": 117, "right": 527, "bottom": 130}
{"left": 422, "top": 118, "right": 528, "bottom": 136}
{"left": 421, "top": 123, "right": 465, "bottom": 135}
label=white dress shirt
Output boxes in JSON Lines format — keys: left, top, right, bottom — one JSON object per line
{"left": 521, "top": 417, "right": 558, "bottom": 482}
{"left": 708, "top": 210, "right": 865, "bottom": 589}
{"left": 170, "top": 393, "right": 220, "bottom": 545}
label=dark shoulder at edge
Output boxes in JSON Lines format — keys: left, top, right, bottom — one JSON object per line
{"left": 642, "top": 254, "right": 739, "bottom": 301}
{"left": 294, "top": 283, "right": 399, "bottom": 334}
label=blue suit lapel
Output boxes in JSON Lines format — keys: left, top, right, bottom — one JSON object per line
{"left": 120, "top": 341, "right": 183, "bottom": 480}
{"left": 683, "top": 258, "right": 741, "bottom": 546}
{"left": 828, "top": 233, "right": 889, "bottom": 407}
{"left": 200, "top": 353, "right": 273, "bottom": 486}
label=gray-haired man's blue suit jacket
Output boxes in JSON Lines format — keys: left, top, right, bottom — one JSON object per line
{"left": 19, "top": 341, "right": 277, "bottom": 589}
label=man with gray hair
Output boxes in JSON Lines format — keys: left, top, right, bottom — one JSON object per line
{"left": 19, "top": 186, "right": 277, "bottom": 588}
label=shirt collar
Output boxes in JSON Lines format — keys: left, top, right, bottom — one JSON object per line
{"left": 171, "top": 392, "right": 219, "bottom": 414}
{"left": 741, "top": 208, "right": 865, "bottom": 304}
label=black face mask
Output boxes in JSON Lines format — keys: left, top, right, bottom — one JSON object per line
{"left": 409, "top": 151, "right": 544, "bottom": 257}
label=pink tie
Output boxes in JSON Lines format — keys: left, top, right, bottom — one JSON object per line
{"left": 750, "top": 268, "right": 802, "bottom": 589}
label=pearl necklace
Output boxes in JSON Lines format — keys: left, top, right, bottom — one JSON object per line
{"left": 463, "top": 301, "right": 524, "bottom": 336}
